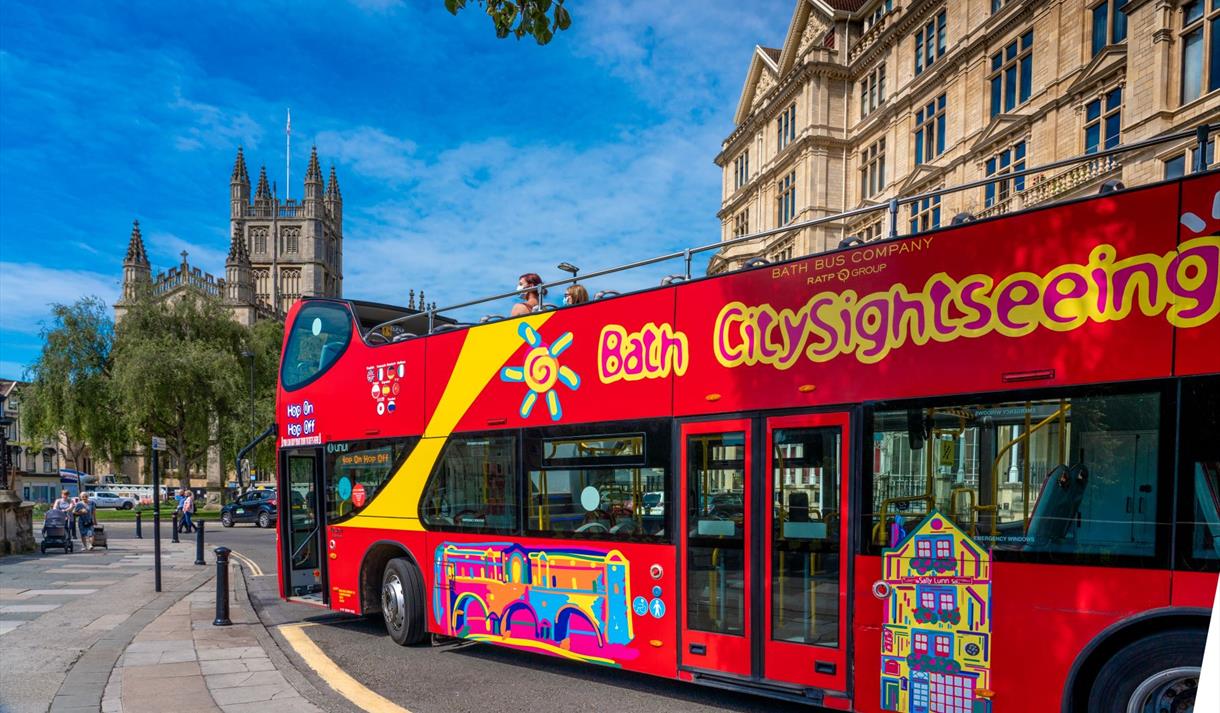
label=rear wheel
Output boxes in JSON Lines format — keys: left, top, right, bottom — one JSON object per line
{"left": 122, "top": 502, "right": 134, "bottom": 510}
{"left": 381, "top": 558, "right": 426, "bottom": 646}
{"left": 257, "top": 512, "right": 272, "bottom": 529}
{"left": 1087, "top": 629, "right": 1203, "bottom": 713}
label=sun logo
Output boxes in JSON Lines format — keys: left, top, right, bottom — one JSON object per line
{"left": 1180, "top": 188, "right": 1220, "bottom": 234}
{"left": 499, "top": 323, "right": 581, "bottom": 421}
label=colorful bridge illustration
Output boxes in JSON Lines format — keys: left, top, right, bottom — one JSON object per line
{"left": 432, "top": 542, "right": 636, "bottom": 665}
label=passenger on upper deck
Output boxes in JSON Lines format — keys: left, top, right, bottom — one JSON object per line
{"left": 510, "top": 273, "right": 545, "bottom": 316}
{"left": 563, "top": 284, "right": 588, "bottom": 306}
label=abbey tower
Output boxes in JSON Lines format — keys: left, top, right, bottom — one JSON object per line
{"left": 116, "top": 146, "right": 344, "bottom": 325}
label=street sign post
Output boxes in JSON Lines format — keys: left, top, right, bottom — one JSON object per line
{"left": 151, "top": 437, "right": 167, "bottom": 592}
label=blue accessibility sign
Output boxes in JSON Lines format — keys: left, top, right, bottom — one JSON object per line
{"left": 649, "top": 598, "right": 666, "bottom": 619}
{"left": 651, "top": 585, "right": 662, "bottom": 598}
{"left": 632, "top": 596, "right": 649, "bottom": 617}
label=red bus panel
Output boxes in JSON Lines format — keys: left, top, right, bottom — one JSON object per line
{"left": 1174, "top": 172, "right": 1220, "bottom": 377}
{"left": 675, "top": 183, "right": 1182, "bottom": 416}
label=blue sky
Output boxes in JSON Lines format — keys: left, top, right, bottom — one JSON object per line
{"left": 0, "top": 0, "right": 794, "bottom": 379}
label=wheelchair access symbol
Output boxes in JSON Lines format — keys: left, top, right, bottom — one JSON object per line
{"left": 632, "top": 596, "right": 649, "bottom": 617}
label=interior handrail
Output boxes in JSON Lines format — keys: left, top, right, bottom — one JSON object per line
{"left": 984, "top": 404, "right": 1072, "bottom": 536}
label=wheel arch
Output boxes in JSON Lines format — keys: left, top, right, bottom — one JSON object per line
{"left": 358, "top": 540, "right": 421, "bottom": 616}
{"left": 1061, "top": 606, "right": 1211, "bottom": 713}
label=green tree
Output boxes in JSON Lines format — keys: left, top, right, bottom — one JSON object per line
{"left": 112, "top": 292, "right": 245, "bottom": 487}
{"left": 444, "top": 0, "right": 571, "bottom": 44}
{"left": 23, "top": 297, "right": 128, "bottom": 472}
{"left": 228, "top": 318, "right": 283, "bottom": 486}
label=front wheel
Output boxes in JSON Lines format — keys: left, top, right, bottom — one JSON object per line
{"left": 220, "top": 512, "right": 234, "bottom": 528}
{"left": 257, "top": 512, "right": 272, "bottom": 529}
{"left": 381, "top": 558, "right": 426, "bottom": 646}
{"left": 1088, "top": 629, "right": 1203, "bottom": 713}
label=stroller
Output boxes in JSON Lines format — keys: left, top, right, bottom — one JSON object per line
{"left": 41, "top": 508, "right": 74, "bottom": 554}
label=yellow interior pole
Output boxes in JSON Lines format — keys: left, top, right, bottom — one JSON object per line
{"left": 1023, "top": 402, "right": 1032, "bottom": 524}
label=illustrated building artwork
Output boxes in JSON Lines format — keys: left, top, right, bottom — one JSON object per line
{"left": 432, "top": 542, "right": 635, "bottom": 666}
{"left": 881, "top": 511, "right": 992, "bottom": 713}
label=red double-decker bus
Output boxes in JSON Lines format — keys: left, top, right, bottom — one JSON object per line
{"left": 272, "top": 166, "right": 1219, "bottom": 712}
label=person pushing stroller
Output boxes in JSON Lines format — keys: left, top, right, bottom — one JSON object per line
{"left": 40, "top": 507, "right": 73, "bottom": 554}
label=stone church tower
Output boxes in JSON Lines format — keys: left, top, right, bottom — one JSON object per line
{"left": 229, "top": 146, "right": 343, "bottom": 314}
{"left": 116, "top": 146, "right": 344, "bottom": 328}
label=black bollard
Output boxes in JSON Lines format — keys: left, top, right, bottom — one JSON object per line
{"left": 135, "top": 510, "right": 143, "bottom": 539}
{"left": 171, "top": 513, "right": 180, "bottom": 543}
{"left": 213, "top": 547, "right": 232, "bottom": 626}
{"left": 194, "top": 520, "right": 206, "bottom": 566}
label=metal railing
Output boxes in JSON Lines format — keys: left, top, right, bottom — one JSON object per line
{"left": 369, "top": 123, "right": 1218, "bottom": 339}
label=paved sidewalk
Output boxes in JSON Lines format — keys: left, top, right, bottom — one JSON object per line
{"left": 0, "top": 529, "right": 332, "bottom": 713}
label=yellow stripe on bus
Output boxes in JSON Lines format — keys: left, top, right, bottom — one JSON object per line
{"left": 344, "top": 314, "right": 554, "bottom": 531}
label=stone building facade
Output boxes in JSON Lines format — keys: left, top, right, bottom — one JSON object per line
{"left": 712, "top": 0, "right": 1220, "bottom": 272}
{"left": 115, "top": 146, "right": 344, "bottom": 324}
{"left": 1, "top": 379, "right": 64, "bottom": 503}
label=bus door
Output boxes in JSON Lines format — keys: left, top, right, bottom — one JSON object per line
{"left": 679, "top": 414, "right": 851, "bottom": 694}
{"left": 281, "top": 448, "right": 327, "bottom": 603}
{"left": 763, "top": 412, "right": 850, "bottom": 692}
{"left": 680, "top": 419, "right": 753, "bottom": 677}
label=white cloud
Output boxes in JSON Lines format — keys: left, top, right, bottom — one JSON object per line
{"left": 144, "top": 231, "right": 228, "bottom": 275}
{"left": 170, "top": 91, "right": 264, "bottom": 154}
{"left": 338, "top": 120, "right": 715, "bottom": 319}
{"left": 0, "top": 360, "right": 31, "bottom": 381}
{"left": 0, "top": 262, "right": 118, "bottom": 335}
{"left": 315, "top": 126, "right": 420, "bottom": 184}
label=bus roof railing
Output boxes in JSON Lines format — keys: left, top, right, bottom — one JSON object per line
{"left": 369, "top": 122, "right": 1220, "bottom": 338}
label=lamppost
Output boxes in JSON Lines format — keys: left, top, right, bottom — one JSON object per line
{"left": 240, "top": 350, "right": 255, "bottom": 497}
{"left": 0, "top": 393, "right": 13, "bottom": 492}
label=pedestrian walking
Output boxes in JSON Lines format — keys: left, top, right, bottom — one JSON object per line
{"left": 74, "top": 492, "right": 98, "bottom": 550}
{"left": 52, "top": 489, "right": 76, "bottom": 539}
{"left": 180, "top": 489, "right": 197, "bottom": 533}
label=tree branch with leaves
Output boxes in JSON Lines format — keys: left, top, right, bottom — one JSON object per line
{"left": 444, "top": 0, "right": 571, "bottom": 44}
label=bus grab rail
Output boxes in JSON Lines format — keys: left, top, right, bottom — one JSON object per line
{"left": 367, "top": 122, "right": 1220, "bottom": 339}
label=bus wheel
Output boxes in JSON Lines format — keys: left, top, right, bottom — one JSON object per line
{"left": 381, "top": 558, "right": 425, "bottom": 646}
{"left": 1088, "top": 629, "right": 1203, "bottom": 713}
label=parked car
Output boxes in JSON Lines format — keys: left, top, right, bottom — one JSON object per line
{"left": 90, "top": 491, "right": 137, "bottom": 510}
{"left": 220, "top": 489, "right": 278, "bottom": 528}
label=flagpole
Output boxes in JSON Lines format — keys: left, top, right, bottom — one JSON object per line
{"left": 285, "top": 108, "right": 291, "bottom": 202}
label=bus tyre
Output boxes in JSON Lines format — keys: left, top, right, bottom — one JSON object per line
{"left": 1087, "top": 629, "right": 1203, "bottom": 713}
{"left": 382, "top": 558, "right": 426, "bottom": 646}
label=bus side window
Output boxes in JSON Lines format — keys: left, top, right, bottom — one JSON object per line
{"left": 869, "top": 390, "right": 1162, "bottom": 561}
{"left": 523, "top": 421, "right": 671, "bottom": 542}
{"left": 1179, "top": 376, "right": 1220, "bottom": 568}
{"left": 420, "top": 435, "right": 518, "bottom": 532}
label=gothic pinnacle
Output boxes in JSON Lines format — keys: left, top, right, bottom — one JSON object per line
{"left": 227, "top": 225, "right": 250, "bottom": 265}
{"left": 306, "top": 146, "right": 322, "bottom": 182}
{"left": 125, "top": 219, "right": 149, "bottom": 265}
{"left": 256, "top": 165, "right": 270, "bottom": 199}
{"left": 327, "top": 164, "right": 341, "bottom": 198}
{"left": 231, "top": 146, "right": 249, "bottom": 183}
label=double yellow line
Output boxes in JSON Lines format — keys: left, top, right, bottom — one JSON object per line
{"left": 279, "top": 623, "right": 413, "bottom": 713}
{"left": 228, "top": 550, "right": 265, "bottom": 577}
